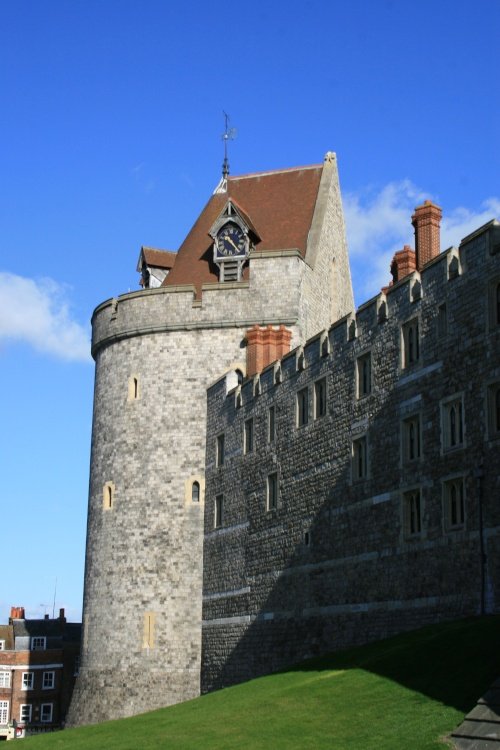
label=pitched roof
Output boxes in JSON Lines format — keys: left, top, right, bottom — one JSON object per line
{"left": 163, "top": 163, "right": 323, "bottom": 295}
{"left": 138, "top": 247, "right": 177, "bottom": 272}
{"left": 0, "top": 624, "right": 14, "bottom": 649}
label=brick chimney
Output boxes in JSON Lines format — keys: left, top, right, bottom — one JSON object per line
{"left": 390, "top": 245, "right": 417, "bottom": 284}
{"left": 412, "top": 200, "right": 442, "bottom": 270}
{"left": 59, "top": 608, "right": 66, "bottom": 623}
{"left": 10, "top": 606, "right": 25, "bottom": 620}
{"left": 246, "top": 325, "right": 292, "bottom": 377}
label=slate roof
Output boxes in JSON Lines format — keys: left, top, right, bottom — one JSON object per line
{"left": 163, "top": 163, "right": 323, "bottom": 296}
{"left": 12, "top": 619, "right": 81, "bottom": 642}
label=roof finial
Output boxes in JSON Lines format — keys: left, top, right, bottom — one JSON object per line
{"left": 221, "top": 111, "right": 237, "bottom": 179}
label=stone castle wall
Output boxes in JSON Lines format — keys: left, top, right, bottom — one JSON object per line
{"left": 202, "top": 222, "right": 500, "bottom": 692}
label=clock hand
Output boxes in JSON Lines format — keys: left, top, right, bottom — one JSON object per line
{"left": 225, "top": 236, "right": 239, "bottom": 252}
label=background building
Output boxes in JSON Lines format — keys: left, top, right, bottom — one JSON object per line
{"left": 0, "top": 607, "right": 80, "bottom": 739}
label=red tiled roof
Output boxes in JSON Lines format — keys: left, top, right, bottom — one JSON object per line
{"left": 140, "top": 247, "right": 177, "bottom": 270}
{"left": 163, "top": 164, "right": 323, "bottom": 295}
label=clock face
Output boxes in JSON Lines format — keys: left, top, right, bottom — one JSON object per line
{"left": 216, "top": 224, "right": 246, "bottom": 257}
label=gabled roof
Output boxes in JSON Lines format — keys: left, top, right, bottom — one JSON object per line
{"left": 163, "top": 163, "right": 323, "bottom": 295}
{"left": 137, "top": 247, "right": 177, "bottom": 273}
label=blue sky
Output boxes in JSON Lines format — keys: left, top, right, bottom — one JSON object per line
{"left": 1, "top": 0, "right": 499, "bottom": 623}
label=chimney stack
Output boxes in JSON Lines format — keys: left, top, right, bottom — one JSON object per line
{"left": 390, "top": 245, "right": 416, "bottom": 284}
{"left": 412, "top": 200, "right": 442, "bottom": 270}
{"left": 246, "top": 325, "right": 292, "bottom": 377}
{"left": 10, "top": 606, "right": 25, "bottom": 620}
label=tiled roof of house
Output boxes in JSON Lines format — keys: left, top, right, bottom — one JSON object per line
{"left": 0, "top": 624, "right": 14, "bottom": 649}
{"left": 163, "top": 163, "right": 323, "bottom": 296}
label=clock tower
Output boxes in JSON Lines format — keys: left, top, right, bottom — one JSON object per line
{"left": 209, "top": 200, "right": 252, "bottom": 282}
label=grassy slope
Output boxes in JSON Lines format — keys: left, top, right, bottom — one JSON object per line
{"left": 25, "top": 616, "right": 500, "bottom": 750}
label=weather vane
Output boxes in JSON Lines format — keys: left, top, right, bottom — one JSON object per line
{"left": 221, "top": 111, "right": 237, "bottom": 179}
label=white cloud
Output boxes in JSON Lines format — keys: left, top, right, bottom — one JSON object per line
{"left": 0, "top": 273, "right": 91, "bottom": 362}
{"left": 344, "top": 183, "right": 500, "bottom": 304}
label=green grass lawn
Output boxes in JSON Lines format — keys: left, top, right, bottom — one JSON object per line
{"left": 25, "top": 616, "right": 500, "bottom": 749}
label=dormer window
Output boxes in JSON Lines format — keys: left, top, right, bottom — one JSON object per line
{"left": 31, "top": 636, "right": 46, "bottom": 651}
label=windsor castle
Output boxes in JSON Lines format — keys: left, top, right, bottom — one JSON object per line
{"left": 67, "top": 152, "right": 500, "bottom": 725}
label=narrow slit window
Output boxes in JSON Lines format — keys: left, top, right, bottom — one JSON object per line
{"left": 191, "top": 481, "right": 200, "bottom": 503}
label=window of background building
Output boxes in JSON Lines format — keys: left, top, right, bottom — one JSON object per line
{"left": 42, "top": 671, "right": 55, "bottom": 690}
{"left": 41, "top": 703, "right": 53, "bottom": 723}
{"left": 267, "top": 473, "right": 278, "bottom": 511}
{"left": 297, "top": 388, "right": 309, "bottom": 427}
{"left": 352, "top": 436, "right": 368, "bottom": 481}
{"left": 244, "top": 419, "right": 254, "bottom": 454}
{"left": 0, "top": 672, "right": 10, "bottom": 688}
{"left": 20, "top": 705, "right": 32, "bottom": 723}
{"left": 314, "top": 378, "right": 327, "bottom": 418}
{"left": 404, "top": 489, "right": 422, "bottom": 537}
{"left": 402, "top": 318, "right": 420, "bottom": 368}
{"left": 443, "top": 477, "right": 465, "bottom": 530}
{"left": 356, "top": 353, "right": 371, "bottom": 397}
{"left": 21, "top": 672, "right": 34, "bottom": 690}
{"left": 31, "top": 636, "right": 46, "bottom": 651}
{"left": 0, "top": 701, "right": 9, "bottom": 725}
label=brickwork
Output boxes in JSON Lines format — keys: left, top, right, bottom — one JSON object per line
{"left": 68, "top": 155, "right": 353, "bottom": 725}
{"left": 202, "top": 220, "right": 500, "bottom": 691}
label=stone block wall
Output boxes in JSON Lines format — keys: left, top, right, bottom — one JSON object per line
{"left": 202, "top": 221, "right": 500, "bottom": 692}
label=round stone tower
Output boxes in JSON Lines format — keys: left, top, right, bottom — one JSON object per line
{"left": 67, "top": 153, "right": 353, "bottom": 725}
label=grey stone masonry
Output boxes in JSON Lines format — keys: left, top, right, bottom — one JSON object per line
{"left": 67, "top": 155, "right": 353, "bottom": 725}
{"left": 202, "top": 220, "right": 500, "bottom": 692}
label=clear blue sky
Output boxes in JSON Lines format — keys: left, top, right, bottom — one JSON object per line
{"left": 1, "top": 0, "right": 499, "bottom": 623}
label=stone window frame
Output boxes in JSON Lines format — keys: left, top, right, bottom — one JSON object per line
{"left": 314, "top": 377, "right": 327, "bottom": 419}
{"left": 244, "top": 418, "right": 254, "bottom": 454}
{"left": 42, "top": 671, "right": 55, "bottom": 690}
{"left": 268, "top": 405, "right": 276, "bottom": 443}
{"left": 401, "top": 316, "right": 420, "bottom": 370}
{"left": 0, "top": 640, "right": 5, "bottom": 651}
{"left": 102, "top": 481, "right": 115, "bottom": 511}
{"left": 402, "top": 487, "right": 423, "bottom": 539}
{"left": 267, "top": 472, "right": 278, "bottom": 511}
{"left": 440, "top": 393, "right": 465, "bottom": 453}
{"left": 488, "top": 276, "right": 500, "bottom": 330}
{"left": 214, "top": 494, "right": 224, "bottom": 528}
{"left": 127, "top": 374, "right": 140, "bottom": 402}
{"left": 31, "top": 636, "right": 46, "bottom": 651}
{"left": 486, "top": 380, "right": 500, "bottom": 439}
{"left": 401, "top": 413, "right": 422, "bottom": 464}
{"left": 0, "top": 701, "right": 9, "bottom": 725}
{"left": 216, "top": 433, "right": 225, "bottom": 467}
{"left": 442, "top": 475, "right": 466, "bottom": 532}
{"left": 184, "top": 476, "right": 205, "bottom": 506}
{"left": 0, "top": 671, "right": 10, "bottom": 688}
{"left": 437, "top": 303, "right": 448, "bottom": 338}
{"left": 142, "top": 612, "right": 155, "bottom": 650}
{"left": 356, "top": 350, "right": 372, "bottom": 399}
{"left": 351, "top": 434, "right": 369, "bottom": 482}
{"left": 20, "top": 704, "right": 32, "bottom": 723}
{"left": 296, "top": 387, "right": 309, "bottom": 428}
{"left": 21, "top": 671, "right": 34, "bottom": 690}
{"left": 40, "top": 703, "right": 53, "bottom": 723}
